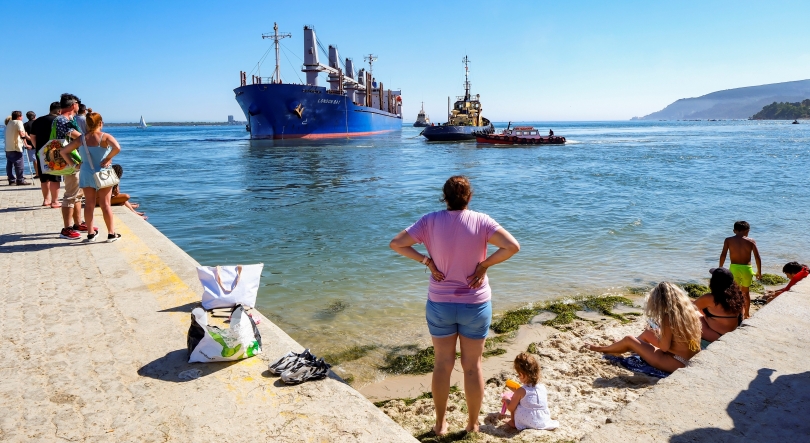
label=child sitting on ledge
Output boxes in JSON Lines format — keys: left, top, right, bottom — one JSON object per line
{"left": 766, "top": 262, "right": 808, "bottom": 302}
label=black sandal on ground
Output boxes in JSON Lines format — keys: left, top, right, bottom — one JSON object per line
{"left": 107, "top": 233, "right": 121, "bottom": 243}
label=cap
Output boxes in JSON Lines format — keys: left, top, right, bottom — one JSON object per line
{"left": 709, "top": 267, "right": 734, "bottom": 291}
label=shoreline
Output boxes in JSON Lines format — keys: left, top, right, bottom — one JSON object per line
{"left": 359, "top": 292, "right": 774, "bottom": 442}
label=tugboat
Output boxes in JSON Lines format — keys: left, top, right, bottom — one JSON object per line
{"left": 413, "top": 102, "right": 431, "bottom": 127}
{"left": 422, "top": 56, "right": 493, "bottom": 141}
{"left": 475, "top": 123, "right": 565, "bottom": 145}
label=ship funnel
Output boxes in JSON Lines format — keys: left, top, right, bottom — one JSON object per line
{"left": 357, "top": 68, "right": 365, "bottom": 85}
{"left": 303, "top": 25, "right": 319, "bottom": 86}
{"left": 345, "top": 58, "right": 355, "bottom": 79}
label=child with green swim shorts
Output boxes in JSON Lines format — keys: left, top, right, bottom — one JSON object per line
{"left": 719, "top": 221, "right": 762, "bottom": 319}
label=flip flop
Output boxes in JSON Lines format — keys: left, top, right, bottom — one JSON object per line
{"left": 50, "top": 202, "right": 62, "bottom": 208}
{"left": 42, "top": 200, "right": 51, "bottom": 206}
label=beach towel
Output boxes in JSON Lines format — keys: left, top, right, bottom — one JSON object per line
{"left": 603, "top": 354, "right": 671, "bottom": 378}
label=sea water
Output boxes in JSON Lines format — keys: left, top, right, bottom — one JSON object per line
{"left": 108, "top": 121, "right": 810, "bottom": 357}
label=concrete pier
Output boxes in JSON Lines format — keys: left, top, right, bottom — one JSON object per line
{"left": 0, "top": 187, "right": 416, "bottom": 442}
{"left": 583, "top": 279, "right": 810, "bottom": 441}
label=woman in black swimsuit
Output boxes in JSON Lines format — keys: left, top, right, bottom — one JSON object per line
{"left": 694, "top": 268, "right": 745, "bottom": 345}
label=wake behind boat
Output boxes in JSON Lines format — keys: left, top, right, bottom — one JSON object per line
{"left": 234, "top": 23, "right": 402, "bottom": 139}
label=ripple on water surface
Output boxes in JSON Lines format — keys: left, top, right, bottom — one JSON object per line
{"left": 109, "top": 121, "right": 810, "bottom": 377}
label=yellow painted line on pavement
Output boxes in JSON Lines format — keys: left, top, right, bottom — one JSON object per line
{"left": 112, "top": 218, "right": 270, "bottom": 397}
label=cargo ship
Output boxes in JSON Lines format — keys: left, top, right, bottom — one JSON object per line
{"left": 422, "top": 56, "right": 493, "bottom": 141}
{"left": 234, "top": 24, "right": 402, "bottom": 139}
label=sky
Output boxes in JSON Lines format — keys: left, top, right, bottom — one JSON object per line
{"left": 2, "top": 0, "right": 809, "bottom": 122}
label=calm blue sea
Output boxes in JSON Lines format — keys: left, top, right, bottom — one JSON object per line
{"left": 107, "top": 121, "right": 810, "bottom": 354}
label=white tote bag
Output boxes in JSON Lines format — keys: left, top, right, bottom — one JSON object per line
{"left": 197, "top": 263, "right": 263, "bottom": 310}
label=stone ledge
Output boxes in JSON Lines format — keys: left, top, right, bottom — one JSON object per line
{"left": 582, "top": 278, "right": 810, "bottom": 442}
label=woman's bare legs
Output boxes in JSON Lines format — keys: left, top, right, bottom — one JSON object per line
{"left": 638, "top": 328, "right": 661, "bottom": 347}
{"left": 40, "top": 181, "right": 50, "bottom": 205}
{"left": 97, "top": 187, "right": 115, "bottom": 235}
{"left": 459, "top": 335, "right": 486, "bottom": 432}
{"left": 82, "top": 187, "right": 97, "bottom": 238}
{"left": 586, "top": 335, "right": 685, "bottom": 373}
{"left": 48, "top": 182, "right": 60, "bottom": 206}
{"left": 431, "top": 334, "right": 457, "bottom": 436}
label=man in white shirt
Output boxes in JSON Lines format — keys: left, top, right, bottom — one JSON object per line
{"left": 4, "top": 111, "right": 30, "bottom": 185}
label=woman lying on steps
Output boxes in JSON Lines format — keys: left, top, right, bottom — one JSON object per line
{"left": 585, "top": 281, "right": 702, "bottom": 373}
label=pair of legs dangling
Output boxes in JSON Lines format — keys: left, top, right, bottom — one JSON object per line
{"left": 83, "top": 186, "right": 116, "bottom": 238}
{"left": 586, "top": 329, "right": 687, "bottom": 374}
{"left": 431, "top": 333, "right": 486, "bottom": 435}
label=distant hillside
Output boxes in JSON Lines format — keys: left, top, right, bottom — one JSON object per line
{"left": 751, "top": 99, "right": 810, "bottom": 120}
{"left": 636, "top": 79, "right": 810, "bottom": 120}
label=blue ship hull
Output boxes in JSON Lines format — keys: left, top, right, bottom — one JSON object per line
{"left": 234, "top": 84, "right": 402, "bottom": 139}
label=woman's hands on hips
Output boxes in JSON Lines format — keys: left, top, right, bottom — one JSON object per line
{"left": 427, "top": 259, "right": 445, "bottom": 282}
{"left": 467, "top": 263, "right": 488, "bottom": 288}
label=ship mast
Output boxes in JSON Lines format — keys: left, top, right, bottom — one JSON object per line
{"left": 462, "top": 55, "right": 471, "bottom": 101}
{"left": 262, "top": 22, "right": 292, "bottom": 84}
{"left": 364, "top": 54, "right": 378, "bottom": 81}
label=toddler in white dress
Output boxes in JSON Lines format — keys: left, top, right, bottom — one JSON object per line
{"left": 502, "top": 352, "right": 560, "bottom": 431}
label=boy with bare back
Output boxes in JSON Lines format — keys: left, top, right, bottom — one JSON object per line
{"left": 719, "top": 221, "right": 762, "bottom": 319}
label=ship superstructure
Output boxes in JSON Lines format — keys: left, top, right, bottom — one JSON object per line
{"left": 422, "top": 56, "right": 492, "bottom": 141}
{"left": 234, "top": 24, "right": 402, "bottom": 139}
{"left": 413, "top": 102, "right": 431, "bottom": 127}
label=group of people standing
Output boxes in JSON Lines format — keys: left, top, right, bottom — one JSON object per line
{"left": 390, "top": 176, "right": 807, "bottom": 437}
{"left": 4, "top": 93, "right": 146, "bottom": 242}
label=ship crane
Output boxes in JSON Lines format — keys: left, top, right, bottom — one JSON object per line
{"left": 364, "top": 54, "right": 378, "bottom": 81}
{"left": 262, "top": 23, "right": 292, "bottom": 84}
{"left": 301, "top": 26, "right": 367, "bottom": 92}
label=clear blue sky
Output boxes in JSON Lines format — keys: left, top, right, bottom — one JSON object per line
{"left": 2, "top": 0, "right": 809, "bottom": 122}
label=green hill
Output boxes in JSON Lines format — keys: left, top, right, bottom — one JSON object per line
{"left": 751, "top": 99, "right": 810, "bottom": 120}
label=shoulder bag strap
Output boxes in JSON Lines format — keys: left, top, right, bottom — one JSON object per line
{"left": 81, "top": 135, "right": 97, "bottom": 173}
{"left": 215, "top": 265, "right": 243, "bottom": 294}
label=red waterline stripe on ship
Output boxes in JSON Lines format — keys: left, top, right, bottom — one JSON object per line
{"left": 274, "top": 129, "right": 398, "bottom": 139}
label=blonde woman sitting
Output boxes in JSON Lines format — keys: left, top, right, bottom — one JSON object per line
{"left": 586, "top": 282, "right": 702, "bottom": 372}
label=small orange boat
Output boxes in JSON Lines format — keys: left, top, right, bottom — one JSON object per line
{"left": 475, "top": 125, "right": 565, "bottom": 145}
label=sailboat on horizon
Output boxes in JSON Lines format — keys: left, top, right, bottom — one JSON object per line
{"left": 138, "top": 115, "right": 148, "bottom": 129}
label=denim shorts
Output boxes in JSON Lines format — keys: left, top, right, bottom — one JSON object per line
{"left": 425, "top": 299, "right": 492, "bottom": 340}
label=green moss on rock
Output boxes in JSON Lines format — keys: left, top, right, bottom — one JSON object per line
{"left": 490, "top": 307, "right": 539, "bottom": 334}
{"left": 761, "top": 273, "right": 788, "bottom": 285}
{"left": 482, "top": 348, "right": 507, "bottom": 358}
{"left": 680, "top": 283, "right": 710, "bottom": 298}
{"left": 322, "top": 344, "right": 378, "bottom": 365}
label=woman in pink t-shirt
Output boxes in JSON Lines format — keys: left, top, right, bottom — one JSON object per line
{"left": 390, "top": 176, "right": 520, "bottom": 435}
